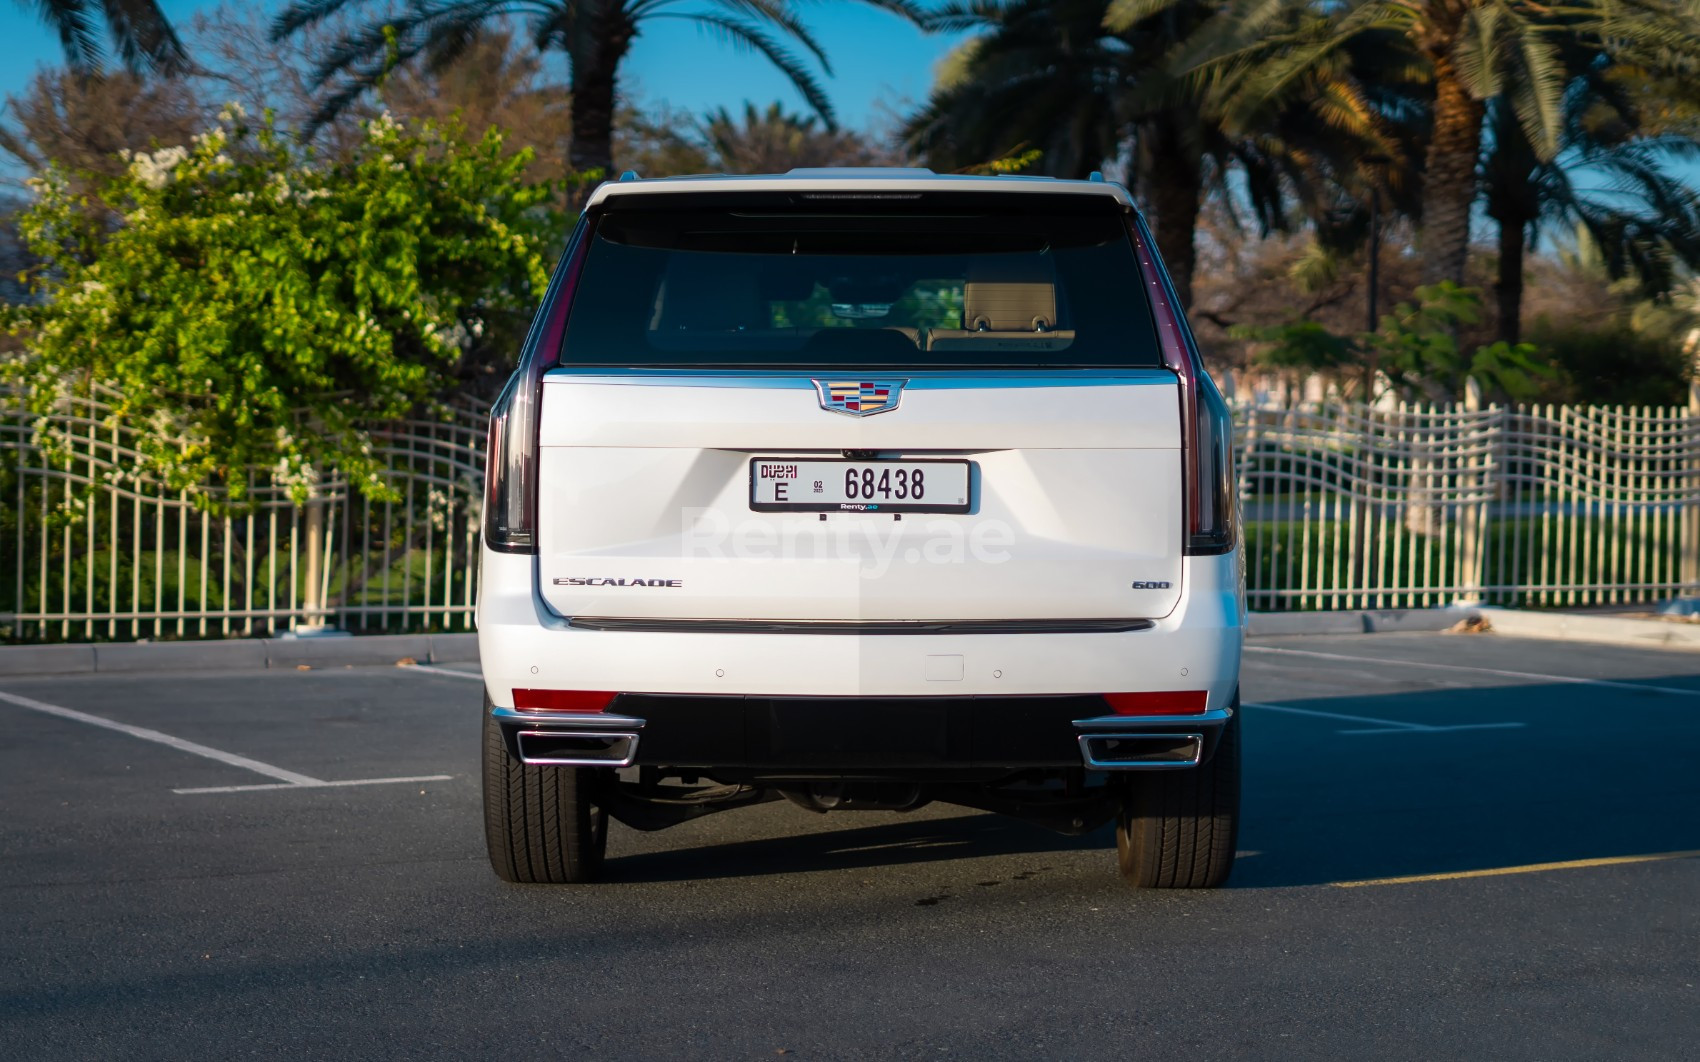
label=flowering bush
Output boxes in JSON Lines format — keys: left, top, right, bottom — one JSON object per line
{"left": 3, "top": 105, "right": 562, "bottom": 507}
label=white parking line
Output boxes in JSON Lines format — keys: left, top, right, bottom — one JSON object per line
{"left": 400, "top": 663, "right": 482, "bottom": 680}
{"left": 1246, "top": 645, "right": 1700, "bottom": 696}
{"left": 0, "top": 688, "right": 322, "bottom": 785}
{"left": 0, "top": 688, "right": 451, "bottom": 795}
{"left": 1243, "top": 701, "right": 1525, "bottom": 735}
{"left": 173, "top": 776, "right": 453, "bottom": 795}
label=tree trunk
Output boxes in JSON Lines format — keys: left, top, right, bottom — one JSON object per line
{"left": 1494, "top": 214, "right": 1527, "bottom": 345}
{"left": 568, "top": 69, "right": 617, "bottom": 180}
{"left": 1135, "top": 119, "right": 1202, "bottom": 309}
{"left": 566, "top": 7, "right": 635, "bottom": 192}
{"left": 1418, "top": 57, "right": 1486, "bottom": 288}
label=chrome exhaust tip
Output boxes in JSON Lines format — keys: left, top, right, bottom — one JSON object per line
{"left": 515, "top": 730, "right": 640, "bottom": 768}
{"left": 1077, "top": 732, "right": 1204, "bottom": 770}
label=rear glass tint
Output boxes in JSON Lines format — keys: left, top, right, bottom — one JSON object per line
{"left": 559, "top": 195, "right": 1161, "bottom": 370}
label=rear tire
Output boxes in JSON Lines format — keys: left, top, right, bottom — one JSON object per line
{"left": 1115, "top": 698, "right": 1240, "bottom": 889}
{"left": 482, "top": 696, "right": 609, "bottom": 884}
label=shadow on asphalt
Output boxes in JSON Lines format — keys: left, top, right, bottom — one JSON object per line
{"left": 601, "top": 677, "right": 1700, "bottom": 889}
{"left": 1230, "top": 677, "right": 1700, "bottom": 888}
{"left": 603, "top": 813, "right": 1102, "bottom": 884}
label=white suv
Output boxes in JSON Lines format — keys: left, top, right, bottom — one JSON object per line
{"left": 477, "top": 170, "right": 1243, "bottom": 888}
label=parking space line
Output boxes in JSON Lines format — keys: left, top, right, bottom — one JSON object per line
{"left": 1333, "top": 849, "right": 1700, "bottom": 888}
{"left": 173, "top": 775, "right": 453, "bottom": 795}
{"left": 1247, "top": 645, "right": 1700, "bottom": 696}
{"left": 1245, "top": 700, "right": 1428, "bottom": 730}
{"left": 0, "top": 688, "right": 323, "bottom": 785}
{"left": 0, "top": 687, "right": 454, "bottom": 796}
{"left": 1244, "top": 701, "right": 1525, "bottom": 735}
{"left": 400, "top": 663, "right": 482, "bottom": 680}
{"left": 1336, "top": 722, "right": 1525, "bottom": 734}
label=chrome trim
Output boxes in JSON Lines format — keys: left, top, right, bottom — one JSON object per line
{"left": 1071, "top": 707, "right": 1234, "bottom": 730}
{"left": 491, "top": 705, "right": 647, "bottom": 729}
{"left": 541, "top": 369, "right": 1175, "bottom": 389}
{"left": 566, "top": 617, "right": 1155, "bottom": 635}
{"left": 1077, "top": 732, "right": 1204, "bottom": 770}
{"left": 515, "top": 730, "right": 640, "bottom": 768}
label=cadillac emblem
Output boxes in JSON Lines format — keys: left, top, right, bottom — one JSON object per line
{"left": 814, "top": 379, "right": 905, "bottom": 417}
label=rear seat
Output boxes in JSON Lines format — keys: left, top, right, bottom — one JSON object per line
{"left": 650, "top": 255, "right": 927, "bottom": 348}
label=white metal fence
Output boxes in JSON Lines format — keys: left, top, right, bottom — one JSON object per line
{"left": 4, "top": 391, "right": 1699, "bottom": 641}
{"left": 0, "top": 388, "right": 487, "bottom": 642}
{"left": 1239, "top": 400, "right": 1700, "bottom": 610}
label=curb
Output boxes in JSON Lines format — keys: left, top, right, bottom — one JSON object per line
{"left": 1249, "top": 605, "right": 1700, "bottom": 651}
{"left": 1480, "top": 608, "right": 1700, "bottom": 652}
{"left": 1247, "top": 608, "right": 1472, "bottom": 638}
{"left": 0, "top": 632, "right": 478, "bottom": 677}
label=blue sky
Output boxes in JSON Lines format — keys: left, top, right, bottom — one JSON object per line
{"left": 0, "top": 2, "right": 965, "bottom": 133}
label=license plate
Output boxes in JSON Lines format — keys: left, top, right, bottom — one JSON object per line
{"left": 749, "top": 459, "right": 971, "bottom": 513}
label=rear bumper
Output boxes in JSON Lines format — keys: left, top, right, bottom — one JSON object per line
{"left": 493, "top": 697, "right": 1234, "bottom": 773}
{"left": 476, "top": 549, "right": 1244, "bottom": 704}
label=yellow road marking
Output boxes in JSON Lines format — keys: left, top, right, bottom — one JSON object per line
{"left": 1332, "top": 850, "right": 1700, "bottom": 888}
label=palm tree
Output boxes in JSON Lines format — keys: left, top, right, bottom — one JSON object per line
{"left": 1484, "top": 53, "right": 1700, "bottom": 343}
{"left": 702, "top": 101, "right": 892, "bottom": 173}
{"left": 16, "top": 0, "right": 186, "bottom": 74}
{"left": 272, "top": 0, "right": 920, "bottom": 180}
{"left": 1210, "top": 0, "right": 1700, "bottom": 288}
{"left": 903, "top": 1, "right": 1125, "bottom": 184}
{"left": 904, "top": 0, "right": 1400, "bottom": 307}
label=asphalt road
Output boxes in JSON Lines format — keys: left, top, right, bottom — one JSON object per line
{"left": 2, "top": 632, "right": 1697, "bottom": 1060}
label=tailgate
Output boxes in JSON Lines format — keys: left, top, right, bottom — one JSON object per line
{"left": 535, "top": 373, "right": 1183, "bottom": 622}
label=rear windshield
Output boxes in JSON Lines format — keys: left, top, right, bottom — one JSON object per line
{"left": 558, "top": 194, "right": 1162, "bottom": 370}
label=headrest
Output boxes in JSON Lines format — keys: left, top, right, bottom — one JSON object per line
{"left": 964, "top": 257, "right": 1057, "bottom": 332}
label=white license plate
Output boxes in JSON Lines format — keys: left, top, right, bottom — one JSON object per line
{"left": 749, "top": 459, "right": 971, "bottom": 513}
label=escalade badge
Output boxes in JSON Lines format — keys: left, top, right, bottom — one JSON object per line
{"left": 815, "top": 379, "right": 905, "bottom": 417}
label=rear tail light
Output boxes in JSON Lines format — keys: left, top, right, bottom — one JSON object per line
{"left": 1103, "top": 691, "right": 1208, "bottom": 715}
{"left": 485, "top": 217, "right": 596, "bottom": 554}
{"left": 513, "top": 689, "right": 617, "bottom": 713}
{"left": 1129, "top": 215, "right": 1236, "bottom": 555}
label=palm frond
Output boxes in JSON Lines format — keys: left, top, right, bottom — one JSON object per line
{"left": 35, "top": 0, "right": 105, "bottom": 71}
{"left": 1510, "top": 17, "right": 1568, "bottom": 156}
{"left": 27, "top": 0, "right": 187, "bottom": 74}
{"left": 847, "top": 0, "right": 929, "bottom": 28}
{"left": 101, "top": 0, "right": 190, "bottom": 74}
{"left": 711, "top": 0, "right": 831, "bottom": 73}
{"left": 916, "top": 0, "right": 1012, "bottom": 34}
{"left": 271, "top": 0, "right": 367, "bottom": 41}
{"left": 666, "top": 12, "right": 836, "bottom": 129}
{"left": 1102, "top": 0, "right": 1189, "bottom": 34}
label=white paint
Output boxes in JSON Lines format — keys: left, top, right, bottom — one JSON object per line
{"left": 1338, "top": 722, "right": 1525, "bottom": 735}
{"left": 478, "top": 548, "right": 1245, "bottom": 700}
{"left": 0, "top": 688, "right": 323, "bottom": 785}
{"left": 1246, "top": 645, "right": 1700, "bottom": 697}
{"left": 1243, "top": 700, "right": 1524, "bottom": 735}
{"left": 1, "top": 687, "right": 456, "bottom": 796}
{"left": 173, "top": 774, "right": 453, "bottom": 795}
{"left": 1243, "top": 700, "right": 1427, "bottom": 730}
{"left": 399, "top": 663, "right": 482, "bottom": 681}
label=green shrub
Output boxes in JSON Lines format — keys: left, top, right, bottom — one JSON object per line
{"left": 1526, "top": 318, "right": 1691, "bottom": 406}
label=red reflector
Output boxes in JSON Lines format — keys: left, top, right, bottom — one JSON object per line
{"left": 513, "top": 689, "right": 616, "bottom": 713}
{"left": 1103, "top": 691, "right": 1208, "bottom": 715}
